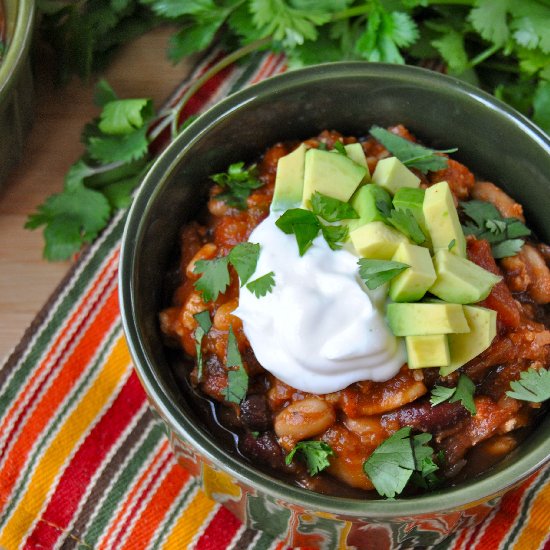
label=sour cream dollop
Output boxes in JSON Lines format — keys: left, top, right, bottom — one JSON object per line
{"left": 234, "top": 212, "right": 406, "bottom": 394}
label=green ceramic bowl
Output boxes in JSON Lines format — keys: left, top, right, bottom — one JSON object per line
{"left": 0, "top": 0, "right": 35, "bottom": 188}
{"left": 120, "top": 63, "right": 550, "bottom": 549}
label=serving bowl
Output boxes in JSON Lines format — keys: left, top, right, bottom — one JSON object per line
{"left": 0, "top": 0, "right": 35, "bottom": 188}
{"left": 119, "top": 63, "right": 550, "bottom": 549}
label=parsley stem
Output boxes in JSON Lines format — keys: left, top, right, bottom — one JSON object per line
{"left": 468, "top": 43, "right": 500, "bottom": 68}
{"left": 149, "top": 37, "right": 272, "bottom": 142}
{"left": 332, "top": 4, "right": 373, "bottom": 21}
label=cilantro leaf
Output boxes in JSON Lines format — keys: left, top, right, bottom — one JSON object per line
{"left": 246, "top": 271, "right": 275, "bottom": 298}
{"left": 430, "top": 374, "right": 477, "bottom": 415}
{"left": 363, "top": 427, "right": 415, "bottom": 498}
{"left": 193, "top": 256, "right": 230, "bottom": 302}
{"left": 228, "top": 242, "right": 260, "bottom": 286}
{"left": 358, "top": 259, "right": 410, "bottom": 290}
{"left": 491, "top": 239, "right": 525, "bottom": 259}
{"left": 506, "top": 368, "right": 550, "bottom": 402}
{"left": 285, "top": 440, "right": 334, "bottom": 476}
{"left": 387, "top": 208, "right": 426, "bottom": 244}
{"left": 211, "top": 162, "right": 263, "bottom": 210}
{"left": 448, "top": 239, "right": 456, "bottom": 251}
{"left": 321, "top": 224, "right": 349, "bottom": 251}
{"left": 275, "top": 208, "right": 321, "bottom": 256}
{"left": 87, "top": 126, "right": 150, "bottom": 164}
{"left": 431, "top": 29, "right": 469, "bottom": 74}
{"left": 369, "top": 126, "right": 457, "bottom": 173}
{"left": 222, "top": 326, "right": 249, "bottom": 404}
{"left": 168, "top": 15, "right": 227, "bottom": 61}
{"left": 332, "top": 140, "right": 347, "bottom": 156}
{"left": 193, "top": 310, "right": 212, "bottom": 379}
{"left": 469, "top": 0, "right": 510, "bottom": 47}
{"left": 310, "top": 192, "right": 359, "bottom": 222}
{"left": 98, "top": 98, "right": 153, "bottom": 135}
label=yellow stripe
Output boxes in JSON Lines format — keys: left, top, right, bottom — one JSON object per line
{"left": 0, "top": 336, "right": 130, "bottom": 549}
{"left": 162, "top": 489, "right": 216, "bottom": 549}
{"left": 512, "top": 481, "right": 550, "bottom": 550}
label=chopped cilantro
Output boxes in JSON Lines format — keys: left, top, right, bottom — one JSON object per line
{"left": 387, "top": 208, "right": 426, "bottom": 244}
{"left": 193, "top": 256, "right": 230, "bottom": 302}
{"left": 310, "top": 192, "right": 359, "bottom": 222}
{"left": 246, "top": 271, "right": 275, "bottom": 298}
{"left": 332, "top": 140, "right": 348, "bottom": 156}
{"left": 369, "top": 126, "right": 457, "bottom": 173}
{"left": 228, "top": 242, "right": 260, "bottom": 286}
{"left": 275, "top": 208, "right": 321, "bottom": 256}
{"left": 358, "top": 259, "right": 410, "bottom": 290}
{"left": 430, "top": 374, "right": 477, "bottom": 415}
{"left": 491, "top": 239, "right": 525, "bottom": 259}
{"left": 222, "top": 326, "right": 248, "bottom": 404}
{"left": 448, "top": 239, "right": 456, "bottom": 251}
{"left": 211, "top": 161, "right": 263, "bottom": 209}
{"left": 506, "top": 368, "right": 550, "bottom": 403}
{"left": 321, "top": 224, "right": 349, "bottom": 251}
{"left": 429, "top": 385, "right": 456, "bottom": 407}
{"left": 193, "top": 310, "right": 212, "bottom": 379}
{"left": 285, "top": 441, "right": 335, "bottom": 476}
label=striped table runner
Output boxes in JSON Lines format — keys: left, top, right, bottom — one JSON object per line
{"left": 0, "top": 50, "right": 549, "bottom": 550}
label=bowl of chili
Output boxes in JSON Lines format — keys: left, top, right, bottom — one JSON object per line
{"left": 119, "top": 62, "right": 550, "bottom": 549}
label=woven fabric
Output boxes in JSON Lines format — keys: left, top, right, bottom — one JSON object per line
{"left": 0, "top": 51, "right": 549, "bottom": 550}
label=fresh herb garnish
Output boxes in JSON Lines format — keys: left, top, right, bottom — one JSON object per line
{"left": 246, "top": 271, "right": 276, "bottom": 298}
{"left": 358, "top": 259, "right": 410, "bottom": 290}
{"left": 310, "top": 192, "right": 359, "bottom": 222}
{"left": 387, "top": 208, "right": 426, "bottom": 244}
{"left": 460, "top": 200, "right": 530, "bottom": 259}
{"left": 222, "top": 326, "right": 248, "bottom": 404}
{"left": 369, "top": 126, "right": 457, "bottom": 173}
{"left": 363, "top": 427, "right": 439, "bottom": 498}
{"left": 448, "top": 239, "right": 456, "bottom": 251}
{"left": 193, "top": 256, "right": 231, "bottom": 302}
{"left": 321, "top": 224, "right": 349, "bottom": 251}
{"left": 410, "top": 433, "right": 441, "bottom": 490}
{"left": 275, "top": 208, "right": 321, "bottom": 256}
{"left": 211, "top": 162, "right": 263, "bottom": 209}
{"left": 193, "top": 310, "right": 212, "bottom": 379}
{"left": 332, "top": 140, "right": 348, "bottom": 156}
{"left": 285, "top": 441, "right": 335, "bottom": 476}
{"left": 430, "top": 374, "right": 477, "bottom": 415}
{"left": 506, "top": 368, "right": 550, "bottom": 403}
{"left": 228, "top": 242, "right": 260, "bottom": 286}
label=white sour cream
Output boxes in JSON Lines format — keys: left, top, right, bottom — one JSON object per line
{"left": 234, "top": 212, "right": 405, "bottom": 394}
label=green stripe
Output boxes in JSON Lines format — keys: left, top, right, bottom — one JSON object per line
{"left": 250, "top": 529, "right": 277, "bottom": 550}
{"left": 0, "top": 323, "right": 122, "bottom": 531}
{"left": 227, "top": 52, "right": 268, "bottom": 96}
{"left": 149, "top": 479, "right": 201, "bottom": 550}
{"left": 81, "top": 423, "right": 166, "bottom": 548}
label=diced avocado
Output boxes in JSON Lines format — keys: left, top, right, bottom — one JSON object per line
{"left": 393, "top": 187, "right": 429, "bottom": 239}
{"left": 440, "top": 306, "right": 497, "bottom": 375}
{"left": 386, "top": 302, "right": 470, "bottom": 336}
{"left": 272, "top": 143, "right": 307, "bottom": 212}
{"left": 406, "top": 335, "right": 450, "bottom": 369}
{"left": 429, "top": 249, "right": 502, "bottom": 304}
{"left": 423, "top": 181, "right": 466, "bottom": 257}
{"left": 389, "top": 242, "right": 436, "bottom": 302}
{"left": 350, "top": 221, "right": 409, "bottom": 259}
{"left": 347, "top": 184, "right": 392, "bottom": 231}
{"left": 344, "top": 143, "right": 370, "bottom": 177}
{"left": 372, "top": 157, "right": 420, "bottom": 195}
{"left": 302, "top": 148, "right": 367, "bottom": 206}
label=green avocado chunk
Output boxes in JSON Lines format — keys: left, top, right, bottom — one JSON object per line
{"left": 429, "top": 249, "right": 502, "bottom": 304}
{"left": 423, "top": 181, "right": 466, "bottom": 257}
{"left": 344, "top": 143, "right": 370, "bottom": 175}
{"left": 302, "top": 148, "right": 367, "bottom": 206}
{"left": 441, "top": 305, "right": 497, "bottom": 375}
{"left": 372, "top": 157, "right": 420, "bottom": 195}
{"left": 350, "top": 221, "right": 409, "bottom": 259}
{"left": 346, "top": 184, "right": 392, "bottom": 232}
{"left": 271, "top": 143, "right": 306, "bottom": 212}
{"left": 406, "top": 334, "right": 450, "bottom": 369}
{"left": 386, "top": 302, "right": 470, "bottom": 336}
{"left": 389, "top": 242, "right": 436, "bottom": 302}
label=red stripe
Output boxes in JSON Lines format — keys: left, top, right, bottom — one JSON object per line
{"left": 23, "top": 373, "right": 146, "bottom": 549}
{"left": 194, "top": 506, "right": 241, "bottom": 550}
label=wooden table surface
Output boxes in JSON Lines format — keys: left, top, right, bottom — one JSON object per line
{"left": 0, "top": 27, "right": 194, "bottom": 361}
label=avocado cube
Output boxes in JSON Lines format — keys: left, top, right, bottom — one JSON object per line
{"left": 372, "top": 157, "right": 420, "bottom": 195}
{"left": 406, "top": 335, "right": 450, "bottom": 369}
{"left": 389, "top": 242, "right": 436, "bottom": 302}
{"left": 423, "top": 181, "right": 466, "bottom": 257}
{"left": 386, "top": 303, "right": 470, "bottom": 336}
{"left": 393, "top": 187, "right": 429, "bottom": 239}
{"left": 440, "top": 306, "right": 497, "bottom": 375}
{"left": 344, "top": 143, "right": 370, "bottom": 175}
{"left": 429, "top": 250, "right": 502, "bottom": 304}
{"left": 272, "top": 143, "right": 307, "bottom": 212}
{"left": 347, "top": 184, "right": 392, "bottom": 231}
{"left": 350, "top": 221, "right": 409, "bottom": 259}
{"left": 302, "top": 148, "right": 367, "bottom": 205}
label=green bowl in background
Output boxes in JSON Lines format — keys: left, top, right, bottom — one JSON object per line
{"left": 0, "top": 0, "right": 35, "bottom": 188}
{"left": 119, "top": 63, "right": 550, "bottom": 549}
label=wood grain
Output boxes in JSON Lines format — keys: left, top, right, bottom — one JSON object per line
{"left": 0, "top": 26, "right": 194, "bottom": 360}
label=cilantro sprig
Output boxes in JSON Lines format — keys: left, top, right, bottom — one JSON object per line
{"left": 211, "top": 162, "right": 263, "bottom": 210}
{"left": 222, "top": 326, "right": 248, "bottom": 404}
{"left": 358, "top": 259, "right": 410, "bottom": 290}
{"left": 285, "top": 441, "right": 335, "bottom": 476}
{"left": 460, "top": 200, "right": 531, "bottom": 259}
{"left": 506, "top": 368, "right": 550, "bottom": 403}
{"left": 363, "top": 427, "right": 440, "bottom": 498}
{"left": 430, "top": 374, "right": 477, "bottom": 416}
{"left": 193, "top": 310, "right": 212, "bottom": 380}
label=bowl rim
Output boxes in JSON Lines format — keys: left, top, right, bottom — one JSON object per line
{"left": 0, "top": 0, "right": 35, "bottom": 103}
{"left": 120, "top": 61, "right": 550, "bottom": 518}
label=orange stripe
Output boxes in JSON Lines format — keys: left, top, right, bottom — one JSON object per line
{"left": 0, "top": 251, "right": 119, "bottom": 463}
{"left": 119, "top": 464, "right": 190, "bottom": 550}
{"left": 0, "top": 280, "right": 119, "bottom": 515}
{"left": 249, "top": 53, "right": 277, "bottom": 84}
{"left": 512, "top": 480, "right": 550, "bottom": 550}
{"left": 97, "top": 440, "right": 171, "bottom": 550}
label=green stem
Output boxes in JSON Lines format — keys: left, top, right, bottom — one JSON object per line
{"left": 149, "top": 37, "right": 272, "bottom": 142}
{"left": 332, "top": 4, "right": 373, "bottom": 21}
{"left": 478, "top": 61, "right": 521, "bottom": 74}
{"left": 468, "top": 43, "right": 501, "bottom": 68}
